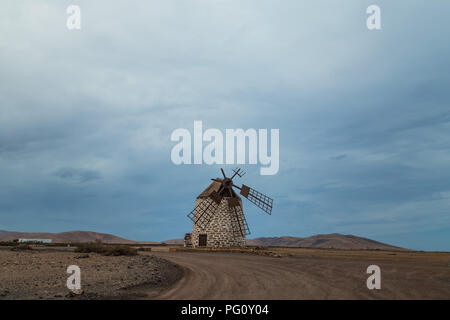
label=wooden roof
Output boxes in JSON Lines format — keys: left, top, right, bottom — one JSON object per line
{"left": 197, "top": 178, "right": 241, "bottom": 199}
{"left": 197, "top": 179, "right": 222, "bottom": 198}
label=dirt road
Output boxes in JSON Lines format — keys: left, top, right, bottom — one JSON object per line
{"left": 148, "top": 250, "right": 450, "bottom": 299}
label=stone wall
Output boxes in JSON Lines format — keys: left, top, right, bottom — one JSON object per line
{"left": 191, "top": 196, "right": 246, "bottom": 247}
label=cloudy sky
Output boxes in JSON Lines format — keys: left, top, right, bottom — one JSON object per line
{"left": 1, "top": 1, "right": 449, "bottom": 251}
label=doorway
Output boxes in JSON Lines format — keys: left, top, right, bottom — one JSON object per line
{"left": 198, "top": 234, "right": 207, "bottom": 247}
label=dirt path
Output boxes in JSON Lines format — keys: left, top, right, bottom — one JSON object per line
{"left": 148, "top": 251, "right": 450, "bottom": 299}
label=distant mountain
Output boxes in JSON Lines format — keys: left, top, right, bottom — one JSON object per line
{"left": 246, "top": 233, "right": 405, "bottom": 250}
{"left": 246, "top": 236, "right": 306, "bottom": 247}
{"left": 163, "top": 233, "right": 405, "bottom": 250}
{"left": 163, "top": 238, "right": 185, "bottom": 245}
{"left": 1, "top": 230, "right": 405, "bottom": 250}
{"left": 0, "top": 230, "right": 136, "bottom": 244}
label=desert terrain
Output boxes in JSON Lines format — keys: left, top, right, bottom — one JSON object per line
{"left": 0, "top": 246, "right": 180, "bottom": 299}
{"left": 3, "top": 245, "right": 448, "bottom": 300}
{"left": 144, "top": 247, "right": 450, "bottom": 299}
{"left": 1, "top": 231, "right": 449, "bottom": 300}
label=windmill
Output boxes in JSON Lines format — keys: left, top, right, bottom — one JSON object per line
{"left": 186, "top": 168, "right": 273, "bottom": 247}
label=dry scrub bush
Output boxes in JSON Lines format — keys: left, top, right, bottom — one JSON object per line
{"left": 75, "top": 241, "right": 137, "bottom": 256}
{"left": 10, "top": 244, "right": 32, "bottom": 251}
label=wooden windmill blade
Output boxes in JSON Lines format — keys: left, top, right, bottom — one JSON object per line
{"left": 187, "top": 191, "right": 222, "bottom": 229}
{"left": 231, "top": 167, "right": 245, "bottom": 179}
{"left": 229, "top": 202, "right": 251, "bottom": 237}
{"left": 236, "top": 184, "right": 273, "bottom": 215}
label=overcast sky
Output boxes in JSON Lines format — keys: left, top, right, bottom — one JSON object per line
{"left": 1, "top": 1, "right": 449, "bottom": 250}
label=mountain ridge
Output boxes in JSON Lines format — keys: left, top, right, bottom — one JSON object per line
{"left": 0, "top": 230, "right": 406, "bottom": 250}
{"left": 164, "top": 233, "right": 406, "bottom": 250}
{"left": 0, "top": 230, "right": 136, "bottom": 244}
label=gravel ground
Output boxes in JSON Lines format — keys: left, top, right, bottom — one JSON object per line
{"left": 0, "top": 247, "right": 181, "bottom": 300}
{"left": 150, "top": 250, "right": 450, "bottom": 299}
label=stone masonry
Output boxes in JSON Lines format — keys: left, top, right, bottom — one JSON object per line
{"left": 191, "top": 196, "right": 246, "bottom": 248}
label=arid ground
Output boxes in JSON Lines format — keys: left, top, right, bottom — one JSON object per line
{"left": 0, "top": 246, "right": 180, "bottom": 299}
{"left": 1, "top": 246, "right": 449, "bottom": 299}
{"left": 146, "top": 247, "right": 450, "bottom": 299}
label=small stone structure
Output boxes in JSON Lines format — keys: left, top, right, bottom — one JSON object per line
{"left": 191, "top": 181, "right": 246, "bottom": 248}
{"left": 183, "top": 233, "right": 192, "bottom": 247}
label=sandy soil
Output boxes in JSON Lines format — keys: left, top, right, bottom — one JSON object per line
{"left": 147, "top": 248, "right": 450, "bottom": 299}
{"left": 0, "top": 246, "right": 181, "bottom": 300}
{"left": 1, "top": 246, "right": 449, "bottom": 299}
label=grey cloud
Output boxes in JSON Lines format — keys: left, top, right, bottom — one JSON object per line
{"left": 0, "top": 1, "right": 449, "bottom": 250}
{"left": 330, "top": 154, "right": 347, "bottom": 161}
{"left": 54, "top": 167, "right": 101, "bottom": 183}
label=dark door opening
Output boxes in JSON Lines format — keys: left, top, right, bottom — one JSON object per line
{"left": 198, "top": 234, "right": 207, "bottom": 247}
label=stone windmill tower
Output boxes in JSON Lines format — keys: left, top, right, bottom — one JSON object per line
{"left": 187, "top": 168, "right": 273, "bottom": 247}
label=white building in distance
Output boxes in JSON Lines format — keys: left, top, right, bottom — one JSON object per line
{"left": 18, "top": 239, "right": 52, "bottom": 244}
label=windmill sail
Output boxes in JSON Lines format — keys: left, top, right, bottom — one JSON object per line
{"left": 239, "top": 184, "right": 273, "bottom": 215}
{"left": 230, "top": 203, "right": 250, "bottom": 237}
{"left": 187, "top": 191, "right": 222, "bottom": 229}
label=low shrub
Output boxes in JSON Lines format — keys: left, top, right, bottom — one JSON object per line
{"left": 253, "top": 246, "right": 269, "bottom": 251}
{"left": 10, "top": 244, "right": 32, "bottom": 251}
{"left": 103, "top": 245, "right": 138, "bottom": 256}
{"left": 75, "top": 241, "right": 137, "bottom": 256}
{"left": 75, "top": 241, "right": 104, "bottom": 254}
